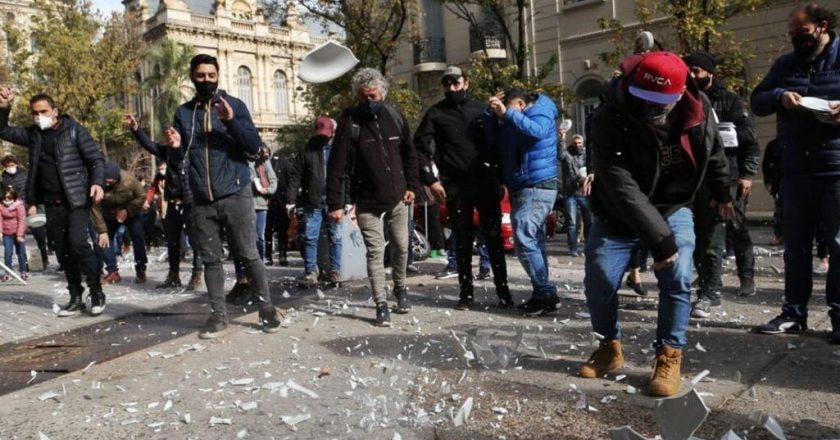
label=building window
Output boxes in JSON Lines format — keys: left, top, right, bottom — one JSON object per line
{"left": 574, "top": 78, "right": 604, "bottom": 136}
{"left": 237, "top": 66, "right": 253, "bottom": 110}
{"left": 273, "top": 70, "right": 289, "bottom": 115}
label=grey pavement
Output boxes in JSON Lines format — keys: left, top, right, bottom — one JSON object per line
{"left": 0, "top": 227, "right": 838, "bottom": 439}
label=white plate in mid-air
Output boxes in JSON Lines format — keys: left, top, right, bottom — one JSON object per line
{"left": 297, "top": 41, "right": 360, "bottom": 84}
{"left": 25, "top": 214, "right": 46, "bottom": 228}
{"left": 799, "top": 96, "right": 838, "bottom": 113}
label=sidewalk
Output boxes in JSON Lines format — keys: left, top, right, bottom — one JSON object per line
{"left": 0, "top": 228, "right": 837, "bottom": 439}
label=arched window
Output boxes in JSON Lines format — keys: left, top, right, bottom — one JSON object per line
{"left": 575, "top": 78, "right": 604, "bottom": 136}
{"left": 273, "top": 70, "right": 289, "bottom": 115}
{"left": 237, "top": 66, "right": 253, "bottom": 110}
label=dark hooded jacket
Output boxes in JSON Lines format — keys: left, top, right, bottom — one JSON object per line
{"left": 0, "top": 108, "right": 104, "bottom": 209}
{"left": 587, "top": 53, "right": 731, "bottom": 261}
{"left": 705, "top": 79, "right": 760, "bottom": 181}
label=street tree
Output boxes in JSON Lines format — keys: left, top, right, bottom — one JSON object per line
{"left": 142, "top": 38, "right": 196, "bottom": 140}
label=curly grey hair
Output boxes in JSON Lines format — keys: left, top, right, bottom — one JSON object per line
{"left": 351, "top": 67, "right": 389, "bottom": 98}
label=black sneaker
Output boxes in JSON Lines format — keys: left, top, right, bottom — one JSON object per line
{"left": 690, "top": 298, "right": 714, "bottom": 318}
{"left": 394, "top": 287, "right": 411, "bottom": 314}
{"left": 435, "top": 265, "right": 458, "bottom": 280}
{"left": 199, "top": 314, "right": 229, "bottom": 339}
{"left": 755, "top": 314, "right": 808, "bottom": 335}
{"left": 522, "top": 298, "right": 558, "bottom": 317}
{"left": 57, "top": 295, "right": 85, "bottom": 317}
{"left": 374, "top": 302, "right": 392, "bottom": 327}
{"left": 259, "top": 305, "right": 283, "bottom": 333}
{"left": 225, "top": 282, "right": 253, "bottom": 305}
{"left": 476, "top": 266, "right": 491, "bottom": 280}
{"left": 497, "top": 285, "right": 514, "bottom": 309}
{"left": 454, "top": 299, "right": 473, "bottom": 311}
{"left": 737, "top": 278, "right": 756, "bottom": 297}
{"left": 625, "top": 275, "right": 648, "bottom": 296}
{"left": 832, "top": 315, "right": 840, "bottom": 344}
{"left": 89, "top": 288, "right": 106, "bottom": 316}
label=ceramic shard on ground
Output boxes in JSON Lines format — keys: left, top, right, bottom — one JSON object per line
{"left": 608, "top": 425, "right": 649, "bottom": 440}
{"left": 453, "top": 397, "right": 473, "bottom": 427}
{"left": 654, "top": 389, "right": 709, "bottom": 440}
{"left": 281, "top": 414, "right": 311, "bottom": 426}
{"left": 719, "top": 430, "right": 743, "bottom": 440}
{"left": 209, "top": 416, "right": 232, "bottom": 426}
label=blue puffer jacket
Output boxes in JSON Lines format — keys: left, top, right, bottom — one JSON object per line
{"left": 172, "top": 90, "right": 262, "bottom": 203}
{"left": 751, "top": 33, "right": 840, "bottom": 177}
{"left": 483, "top": 94, "right": 560, "bottom": 190}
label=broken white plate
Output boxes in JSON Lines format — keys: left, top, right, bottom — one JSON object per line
{"left": 608, "top": 425, "right": 649, "bottom": 440}
{"left": 719, "top": 430, "right": 744, "bottom": 440}
{"left": 209, "top": 416, "right": 232, "bottom": 426}
{"left": 654, "top": 389, "right": 709, "bottom": 440}
{"left": 281, "top": 414, "right": 311, "bottom": 426}
{"left": 453, "top": 397, "right": 474, "bottom": 427}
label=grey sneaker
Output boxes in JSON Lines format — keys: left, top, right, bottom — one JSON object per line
{"left": 259, "top": 305, "right": 283, "bottom": 333}
{"left": 690, "top": 294, "right": 721, "bottom": 319}
{"left": 394, "top": 287, "right": 411, "bottom": 314}
{"left": 297, "top": 270, "right": 319, "bottom": 288}
{"left": 737, "top": 278, "right": 756, "bottom": 297}
{"left": 374, "top": 302, "right": 392, "bottom": 327}
{"left": 199, "top": 314, "right": 228, "bottom": 339}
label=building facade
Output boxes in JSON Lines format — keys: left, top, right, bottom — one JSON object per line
{"left": 391, "top": 0, "right": 840, "bottom": 211}
{"left": 125, "top": 0, "right": 323, "bottom": 149}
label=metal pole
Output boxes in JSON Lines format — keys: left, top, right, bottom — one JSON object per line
{"left": 0, "top": 261, "right": 26, "bottom": 285}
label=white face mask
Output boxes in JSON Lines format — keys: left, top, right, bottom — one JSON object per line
{"left": 35, "top": 114, "right": 54, "bottom": 130}
{"left": 5, "top": 166, "right": 16, "bottom": 175}
{"left": 159, "top": 169, "right": 166, "bottom": 176}
{"left": 2, "top": 200, "right": 12, "bottom": 206}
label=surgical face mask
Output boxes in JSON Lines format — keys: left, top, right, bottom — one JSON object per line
{"left": 35, "top": 115, "right": 53, "bottom": 130}
{"left": 643, "top": 104, "right": 671, "bottom": 126}
{"left": 2, "top": 199, "right": 13, "bottom": 206}
{"left": 444, "top": 89, "right": 467, "bottom": 105}
{"left": 158, "top": 169, "right": 166, "bottom": 176}
{"left": 362, "top": 99, "right": 384, "bottom": 115}
{"left": 193, "top": 80, "right": 218, "bottom": 101}
{"left": 5, "top": 166, "right": 17, "bottom": 175}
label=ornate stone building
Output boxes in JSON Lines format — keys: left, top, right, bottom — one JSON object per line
{"left": 126, "top": 0, "right": 324, "bottom": 148}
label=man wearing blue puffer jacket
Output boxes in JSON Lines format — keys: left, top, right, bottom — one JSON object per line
{"left": 751, "top": 3, "right": 840, "bottom": 343}
{"left": 485, "top": 88, "right": 561, "bottom": 316}
{"left": 164, "top": 54, "right": 282, "bottom": 339}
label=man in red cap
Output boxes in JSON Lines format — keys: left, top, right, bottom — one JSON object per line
{"left": 577, "top": 51, "right": 734, "bottom": 397}
{"left": 286, "top": 116, "right": 345, "bottom": 288}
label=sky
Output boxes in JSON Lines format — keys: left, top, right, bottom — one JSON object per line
{"left": 91, "top": 0, "right": 123, "bottom": 15}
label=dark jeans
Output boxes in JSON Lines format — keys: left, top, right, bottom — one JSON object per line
{"left": 772, "top": 191, "right": 783, "bottom": 238}
{"left": 264, "top": 201, "right": 290, "bottom": 261}
{"left": 726, "top": 192, "right": 755, "bottom": 281}
{"left": 102, "top": 215, "right": 148, "bottom": 273}
{"left": 445, "top": 184, "right": 507, "bottom": 298}
{"left": 3, "top": 235, "right": 26, "bottom": 274}
{"left": 421, "top": 202, "right": 445, "bottom": 250}
{"left": 564, "top": 195, "right": 592, "bottom": 253}
{"left": 31, "top": 226, "right": 48, "bottom": 267}
{"left": 165, "top": 203, "right": 201, "bottom": 273}
{"left": 781, "top": 176, "right": 840, "bottom": 320}
{"left": 629, "top": 246, "right": 649, "bottom": 270}
{"left": 45, "top": 204, "right": 101, "bottom": 295}
{"left": 193, "top": 186, "right": 272, "bottom": 319}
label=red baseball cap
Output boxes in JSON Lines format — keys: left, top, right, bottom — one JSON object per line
{"left": 314, "top": 116, "right": 336, "bottom": 137}
{"left": 628, "top": 51, "right": 688, "bottom": 105}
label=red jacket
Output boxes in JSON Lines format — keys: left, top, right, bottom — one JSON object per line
{"left": 0, "top": 200, "right": 26, "bottom": 238}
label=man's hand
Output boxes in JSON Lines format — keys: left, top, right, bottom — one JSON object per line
{"left": 116, "top": 208, "right": 128, "bottom": 223}
{"left": 123, "top": 114, "right": 139, "bottom": 131}
{"left": 581, "top": 174, "right": 595, "bottom": 197}
{"left": 429, "top": 182, "right": 446, "bottom": 204}
{"left": 329, "top": 208, "right": 344, "bottom": 224}
{"left": 403, "top": 190, "right": 415, "bottom": 204}
{"left": 214, "top": 97, "right": 234, "bottom": 122}
{"left": 90, "top": 184, "right": 104, "bottom": 203}
{"left": 488, "top": 96, "right": 506, "bottom": 118}
{"left": 652, "top": 252, "right": 678, "bottom": 271}
{"left": 831, "top": 102, "right": 840, "bottom": 126}
{"left": 500, "top": 184, "right": 508, "bottom": 201}
{"left": 285, "top": 204, "right": 295, "bottom": 216}
{"left": 27, "top": 206, "right": 36, "bottom": 217}
{"left": 781, "top": 91, "right": 803, "bottom": 111}
{"left": 558, "top": 128, "right": 568, "bottom": 140}
{"left": 0, "top": 86, "right": 15, "bottom": 107}
{"left": 97, "top": 233, "right": 110, "bottom": 249}
{"left": 16, "top": 236, "right": 23, "bottom": 244}
{"left": 738, "top": 178, "right": 752, "bottom": 199}
{"left": 142, "top": 200, "right": 151, "bottom": 211}
{"left": 164, "top": 127, "right": 181, "bottom": 149}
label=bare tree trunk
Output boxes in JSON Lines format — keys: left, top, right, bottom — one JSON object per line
{"left": 516, "top": 0, "right": 526, "bottom": 80}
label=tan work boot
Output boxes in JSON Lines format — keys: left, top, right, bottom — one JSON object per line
{"left": 579, "top": 339, "right": 624, "bottom": 378}
{"left": 649, "top": 345, "right": 683, "bottom": 397}
{"left": 186, "top": 270, "right": 203, "bottom": 291}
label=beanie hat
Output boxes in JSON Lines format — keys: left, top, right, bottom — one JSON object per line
{"left": 683, "top": 51, "right": 717, "bottom": 75}
{"left": 628, "top": 51, "right": 688, "bottom": 105}
{"left": 105, "top": 161, "right": 121, "bottom": 181}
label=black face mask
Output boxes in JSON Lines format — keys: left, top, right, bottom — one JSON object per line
{"left": 193, "top": 80, "right": 218, "bottom": 101}
{"left": 361, "top": 99, "right": 384, "bottom": 116}
{"left": 445, "top": 90, "right": 468, "bottom": 105}
{"left": 695, "top": 76, "right": 712, "bottom": 90}
{"left": 643, "top": 104, "right": 671, "bottom": 127}
{"left": 792, "top": 31, "right": 820, "bottom": 60}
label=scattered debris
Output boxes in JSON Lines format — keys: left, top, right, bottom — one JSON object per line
{"left": 654, "top": 389, "right": 709, "bottom": 440}
{"left": 750, "top": 411, "right": 787, "bottom": 440}
{"left": 280, "top": 413, "right": 311, "bottom": 427}
{"left": 209, "top": 416, "right": 232, "bottom": 426}
{"left": 37, "top": 391, "right": 60, "bottom": 402}
{"left": 719, "top": 430, "right": 744, "bottom": 440}
{"left": 453, "top": 397, "right": 474, "bottom": 427}
{"left": 608, "top": 425, "right": 648, "bottom": 440}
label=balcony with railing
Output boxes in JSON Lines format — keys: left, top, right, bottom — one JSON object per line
{"left": 469, "top": 24, "right": 507, "bottom": 59}
{"left": 412, "top": 37, "right": 446, "bottom": 72}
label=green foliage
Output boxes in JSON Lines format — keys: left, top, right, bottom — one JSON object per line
{"left": 466, "top": 57, "right": 576, "bottom": 116}
{"left": 142, "top": 38, "right": 196, "bottom": 140}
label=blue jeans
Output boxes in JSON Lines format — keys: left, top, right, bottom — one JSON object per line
{"left": 102, "top": 215, "right": 148, "bottom": 272}
{"left": 564, "top": 195, "right": 592, "bottom": 252}
{"left": 255, "top": 210, "right": 267, "bottom": 260}
{"left": 3, "top": 235, "right": 26, "bottom": 274}
{"left": 302, "top": 208, "right": 343, "bottom": 273}
{"left": 511, "top": 187, "right": 558, "bottom": 299}
{"left": 781, "top": 176, "right": 840, "bottom": 320}
{"left": 584, "top": 208, "right": 695, "bottom": 349}
{"left": 446, "top": 233, "right": 490, "bottom": 270}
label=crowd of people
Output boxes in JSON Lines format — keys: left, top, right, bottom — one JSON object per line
{"left": 0, "top": 2, "right": 837, "bottom": 399}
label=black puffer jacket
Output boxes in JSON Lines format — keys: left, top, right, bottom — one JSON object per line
{"left": 0, "top": 107, "right": 104, "bottom": 209}
{"left": 288, "top": 136, "right": 346, "bottom": 209}
{"left": 1, "top": 167, "right": 28, "bottom": 202}
{"left": 587, "top": 55, "right": 731, "bottom": 261}
{"left": 326, "top": 104, "right": 420, "bottom": 212}
{"left": 270, "top": 150, "right": 293, "bottom": 206}
{"left": 705, "top": 79, "right": 760, "bottom": 181}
